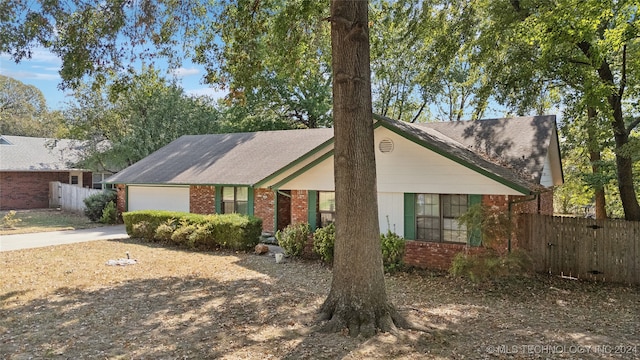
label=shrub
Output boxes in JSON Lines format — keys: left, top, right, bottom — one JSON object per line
{"left": 84, "top": 191, "right": 117, "bottom": 222}
{"left": 313, "top": 223, "right": 335, "bottom": 263}
{"left": 276, "top": 223, "right": 310, "bottom": 257}
{"left": 1, "top": 210, "right": 22, "bottom": 229}
{"left": 123, "top": 210, "right": 261, "bottom": 250}
{"left": 123, "top": 210, "right": 201, "bottom": 237}
{"left": 154, "top": 219, "right": 176, "bottom": 242}
{"left": 189, "top": 222, "right": 217, "bottom": 250}
{"left": 380, "top": 230, "right": 405, "bottom": 272}
{"left": 100, "top": 201, "right": 118, "bottom": 224}
{"left": 449, "top": 249, "right": 532, "bottom": 282}
{"left": 208, "top": 214, "right": 262, "bottom": 251}
{"left": 171, "top": 221, "right": 197, "bottom": 246}
{"left": 131, "top": 221, "right": 154, "bottom": 240}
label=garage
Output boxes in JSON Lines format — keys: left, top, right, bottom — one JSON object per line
{"left": 127, "top": 185, "right": 189, "bottom": 212}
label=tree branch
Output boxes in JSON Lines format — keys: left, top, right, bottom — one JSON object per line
{"left": 626, "top": 117, "right": 640, "bottom": 136}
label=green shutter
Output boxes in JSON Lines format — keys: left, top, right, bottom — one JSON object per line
{"left": 247, "top": 187, "right": 254, "bottom": 216}
{"left": 404, "top": 193, "right": 416, "bottom": 240}
{"left": 215, "top": 186, "right": 222, "bottom": 213}
{"left": 468, "top": 194, "right": 482, "bottom": 246}
{"left": 308, "top": 190, "right": 318, "bottom": 231}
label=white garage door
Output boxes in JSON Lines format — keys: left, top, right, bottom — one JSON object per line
{"left": 128, "top": 186, "right": 190, "bottom": 212}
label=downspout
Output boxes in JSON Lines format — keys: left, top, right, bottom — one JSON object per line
{"left": 507, "top": 193, "right": 539, "bottom": 253}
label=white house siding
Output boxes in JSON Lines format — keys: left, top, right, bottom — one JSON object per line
{"left": 278, "top": 126, "right": 526, "bottom": 196}
{"left": 128, "top": 185, "right": 189, "bottom": 212}
{"left": 378, "top": 192, "right": 405, "bottom": 237}
{"left": 541, "top": 130, "right": 563, "bottom": 187}
{"left": 279, "top": 156, "right": 336, "bottom": 191}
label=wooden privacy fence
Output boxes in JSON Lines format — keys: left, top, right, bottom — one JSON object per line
{"left": 49, "top": 181, "right": 102, "bottom": 212}
{"left": 518, "top": 214, "right": 640, "bottom": 285}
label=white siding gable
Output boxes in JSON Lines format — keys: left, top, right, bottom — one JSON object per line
{"left": 277, "top": 127, "right": 527, "bottom": 195}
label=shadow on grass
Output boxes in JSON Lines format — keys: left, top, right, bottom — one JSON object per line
{"left": 7, "top": 237, "right": 632, "bottom": 359}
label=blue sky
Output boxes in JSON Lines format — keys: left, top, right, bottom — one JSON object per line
{"left": 0, "top": 47, "right": 227, "bottom": 111}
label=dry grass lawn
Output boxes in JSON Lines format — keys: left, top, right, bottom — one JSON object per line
{"left": 1, "top": 238, "right": 638, "bottom": 359}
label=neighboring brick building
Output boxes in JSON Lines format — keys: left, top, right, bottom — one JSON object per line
{"left": 0, "top": 135, "right": 94, "bottom": 210}
{"left": 108, "top": 115, "right": 564, "bottom": 270}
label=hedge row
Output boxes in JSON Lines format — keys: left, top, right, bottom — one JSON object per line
{"left": 122, "top": 210, "right": 262, "bottom": 251}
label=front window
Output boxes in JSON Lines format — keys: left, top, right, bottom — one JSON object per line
{"left": 318, "top": 191, "right": 336, "bottom": 227}
{"left": 416, "top": 194, "right": 468, "bottom": 243}
{"left": 222, "top": 187, "right": 248, "bottom": 214}
{"left": 92, "top": 172, "right": 114, "bottom": 190}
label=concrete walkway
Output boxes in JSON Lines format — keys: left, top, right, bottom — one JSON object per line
{"left": 0, "top": 225, "right": 129, "bottom": 252}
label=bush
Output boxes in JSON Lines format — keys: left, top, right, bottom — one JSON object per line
{"left": 1, "top": 210, "right": 22, "bottom": 229}
{"left": 380, "top": 230, "right": 405, "bottom": 272}
{"left": 171, "top": 222, "right": 197, "bottom": 246}
{"left": 84, "top": 191, "right": 117, "bottom": 222}
{"left": 154, "top": 219, "right": 176, "bottom": 242}
{"left": 189, "top": 222, "right": 217, "bottom": 250}
{"left": 313, "top": 223, "right": 335, "bottom": 263}
{"left": 123, "top": 210, "right": 262, "bottom": 250}
{"left": 449, "top": 249, "right": 532, "bottom": 282}
{"left": 131, "top": 221, "right": 154, "bottom": 240}
{"left": 100, "top": 201, "right": 118, "bottom": 224}
{"left": 208, "top": 214, "right": 262, "bottom": 251}
{"left": 276, "top": 223, "right": 310, "bottom": 257}
{"left": 123, "top": 210, "right": 202, "bottom": 237}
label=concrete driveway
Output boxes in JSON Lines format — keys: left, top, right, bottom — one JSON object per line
{"left": 0, "top": 225, "right": 129, "bottom": 252}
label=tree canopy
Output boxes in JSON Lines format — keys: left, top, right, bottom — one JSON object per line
{"left": 0, "top": 75, "right": 66, "bottom": 137}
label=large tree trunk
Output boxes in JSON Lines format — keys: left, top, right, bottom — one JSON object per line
{"left": 319, "top": 0, "right": 406, "bottom": 337}
{"left": 587, "top": 107, "right": 607, "bottom": 219}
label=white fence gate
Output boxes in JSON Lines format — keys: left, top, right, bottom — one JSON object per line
{"left": 49, "top": 181, "right": 103, "bottom": 212}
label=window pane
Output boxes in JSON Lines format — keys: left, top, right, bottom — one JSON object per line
{"left": 236, "top": 201, "right": 248, "bottom": 215}
{"left": 320, "top": 212, "right": 335, "bottom": 227}
{"left": 223, "top": 187, "right": 235, "bottom": 201}
{"left": 319, "top": 192, "right": 335, "bottom": 211}
{"left": 443, "top": 194, "right": 467, "bottom": 218}
{"left": 443, "top": 217, "right": 467, "bottom": 243}
{"left": 416, "top": 194, "right": 439, "bottom": 216}
{"left": 416, "top": 216, "right": 440, "bottom": 241}
{"left": 236, "top": 187, "right": 248, "bottom": 201}
{"left": 223, "top": 201, "right": 235, "bottom": 214}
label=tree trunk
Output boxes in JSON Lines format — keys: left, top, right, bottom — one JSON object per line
{"left": 319, "top": 0, "right": 406, "bottom": 337}
{"left": 587, "top": 107, "right": 607, "bottom": 219}
{"left": 607, "top": 95, "right": 640, "bottom": 221}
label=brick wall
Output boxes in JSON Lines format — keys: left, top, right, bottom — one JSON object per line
{"left": 190, "top": 185, "right": 216, "bottom": 214}
{"left": 290, "top": 190, "right": 308, "bottom": 225}
{"left": 403, "top": 241, "right": 484, "bottom": 270}
{"left": 254, "top": 188, "right": 275, "bottom": 233}
{"left": 0, "top": 171, "right": 70, "bottom": 210}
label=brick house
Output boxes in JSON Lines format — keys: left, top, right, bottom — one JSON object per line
{"left": 0, "top": 135, "right": 96, "bottom": 210}
{"left": 106, "top": 115, "right": 563, "bottom": 270}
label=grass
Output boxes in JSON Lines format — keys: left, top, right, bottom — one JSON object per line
{"left": 1, "top": 238, "right": 638, "bottom": 359}
{"left": 0, "top": 208, "right": 103, "bottom": 235}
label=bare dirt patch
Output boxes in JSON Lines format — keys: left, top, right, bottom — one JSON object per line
{"left": 1, "top": 239, "right": 638, "bottom": 359}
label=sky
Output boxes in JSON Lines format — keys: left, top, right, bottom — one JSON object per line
{"left": 0, "top": 47, "right": 227, "bottom": 111}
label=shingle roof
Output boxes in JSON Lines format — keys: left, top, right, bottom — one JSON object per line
{"left": 105, "top": 128, "right": 334, "bottom": 185}
{"left": 0, "top": 135, "right": 87, "bottom": 171}
{"left": 415, "top": 115, "right": 557, "bottom": 184}
{"left": 105, "top": 115, "right": 559, "bottom": 193}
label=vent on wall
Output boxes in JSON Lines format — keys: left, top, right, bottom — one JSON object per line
{"left": 379, "top": 138, "right": 394, "bottom": 153}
